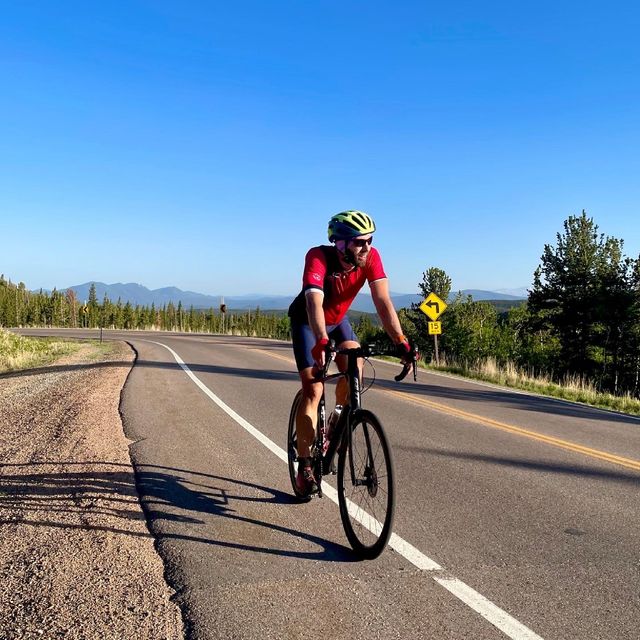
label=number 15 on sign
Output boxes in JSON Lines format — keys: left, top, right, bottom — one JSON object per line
{"left": 428, "top": 322, "right": 442, "bottom": 335}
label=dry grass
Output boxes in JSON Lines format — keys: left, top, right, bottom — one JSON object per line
{"left": 0, "top": 328, "right": 80, "bottom": 373}
{"left": 425, "top": 355, "right": 640, "bottom": 416}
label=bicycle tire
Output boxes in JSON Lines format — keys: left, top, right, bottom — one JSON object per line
{"left": 337, "top": 409, "right": 395, "bottom": 559}
{"left": 286, "top": 390, "right": 313, "bottom": 500}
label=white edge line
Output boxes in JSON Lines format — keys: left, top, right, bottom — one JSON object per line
{"left": 145, "top": 339, "right": 544, "bottom": 640}
{"left": 433, "top": 577, "right": 544, "bottom": 640}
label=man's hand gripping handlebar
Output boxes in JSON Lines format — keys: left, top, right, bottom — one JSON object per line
{"left": 394, "top": 344, "right": 419, "bottom": 382}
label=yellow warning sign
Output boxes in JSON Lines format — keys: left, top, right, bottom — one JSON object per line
{"left": 419, "top": 293, "right": 447, "bottom": 321}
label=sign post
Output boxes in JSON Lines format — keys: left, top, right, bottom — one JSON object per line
{"left": 419, "top": 293, "right": 447, "bottom": 366}
{"left": 220, "top": 297, "right": 227, "bottom": 334}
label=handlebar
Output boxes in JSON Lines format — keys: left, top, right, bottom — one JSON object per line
{"left": 318, "top": 341, "right": 417, "bottom": 383}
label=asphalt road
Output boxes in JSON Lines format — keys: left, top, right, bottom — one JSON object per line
{"left": 15, "top": 329, "right": 640, "bottom": 639}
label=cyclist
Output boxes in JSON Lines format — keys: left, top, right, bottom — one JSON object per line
{"left": 288, "top": 210, "right": 416, "bottom": 496}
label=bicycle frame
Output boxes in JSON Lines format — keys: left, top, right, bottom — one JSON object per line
{"left": 317, "top": 346, "right": 366, "bottom": 485}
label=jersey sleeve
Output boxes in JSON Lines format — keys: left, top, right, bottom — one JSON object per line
{"left": 366, "top": 247, "right": 387, "bottom": 283}
{"left": 302, "top": 247, "right": 328, "bottom": 293}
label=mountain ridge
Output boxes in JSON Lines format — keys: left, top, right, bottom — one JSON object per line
{"left": 58, "top": 281, "right": 527, "bottom": 313}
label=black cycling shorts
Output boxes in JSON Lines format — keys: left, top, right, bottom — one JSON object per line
{"left": 290, "top": 317, "right": 358, "bottom": 372}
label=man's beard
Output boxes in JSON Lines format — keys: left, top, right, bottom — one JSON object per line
{"left": 335, "top": 241, "right": 367, "bottom": 268}
{"left": 347, "top": 248, "right": 367, "bottom": 268}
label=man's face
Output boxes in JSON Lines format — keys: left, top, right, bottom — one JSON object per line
{"left": 346, "top": 234, "right": 373, "bottom": 267}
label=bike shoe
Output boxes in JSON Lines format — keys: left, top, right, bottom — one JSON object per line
{"left": 296, "top": 461, "right": 318, "bottom": 497}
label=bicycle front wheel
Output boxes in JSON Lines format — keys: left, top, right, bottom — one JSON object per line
{"left": 337, "top": 409, "right": 395, "bottom": 559}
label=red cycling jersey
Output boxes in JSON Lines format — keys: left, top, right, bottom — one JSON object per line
{"left": 288, "top": 245, "right": 387, "bottom": 325}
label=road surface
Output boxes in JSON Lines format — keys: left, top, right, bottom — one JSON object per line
{"left": 16, "top": 329, "right": 640, "bottom": 639}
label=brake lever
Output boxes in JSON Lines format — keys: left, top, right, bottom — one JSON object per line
{"left": 394, "top": 362, "right": 412, "bottom": 382}
{"left": 322, "top": 339, "right": 337, "bottom": 376}
{"left": 312, "top": 340, "right": 336, "bottom": 380}
{"left": 395, "top": 346, "right": 419, "bottom": 383}
{"left": 412, "top": 346, "right": 418, "bottom": 381}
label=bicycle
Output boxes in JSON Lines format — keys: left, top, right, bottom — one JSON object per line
{"left": 286, "top": 341, "right": 417, "bottom": 559}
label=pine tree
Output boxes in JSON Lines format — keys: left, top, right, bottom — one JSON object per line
{"left": 528, "top": 210, "right": 637, "bottom": 387}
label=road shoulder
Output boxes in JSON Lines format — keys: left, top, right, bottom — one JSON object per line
{"left": 0, "top": 340, "right": 183, "bottom": 639}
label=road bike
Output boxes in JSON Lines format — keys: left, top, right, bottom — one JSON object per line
{"left": 286, "top": 342, "right": 417, "bottom": 559}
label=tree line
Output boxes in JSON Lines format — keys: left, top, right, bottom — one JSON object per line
{"left": 0, "top": 279, "right": 291, "bottom": 340}
{"left": 2, "top": 211, "right": 638, "bottom": 397}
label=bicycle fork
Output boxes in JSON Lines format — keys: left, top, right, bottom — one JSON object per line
{"left": 345, "top": 375, "right": 378, "bottom": 495}
{"left": 349, "top": 421, "right": 377, "bottom": 496}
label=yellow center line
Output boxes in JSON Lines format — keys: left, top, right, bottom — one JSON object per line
{"left": 251, "top": 347, "right": 295, "bottom": 364}
{"left": 380, "top": 387, "right": 640, "bottom": 472}
{"left": 251, "top": 346, "right": 640, "bottom": 473}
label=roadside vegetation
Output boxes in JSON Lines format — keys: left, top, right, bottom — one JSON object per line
{"left": 3, "top": 210, "right": 640, "bottom": 414}
{"left": 360, "top": 211, "right": 640, "bottom": 416}
{"left": 0, "top": 328, "right": 80, "bottom": 373}
{"left": 422, "top": 357, "right": 640, "bottom": 416}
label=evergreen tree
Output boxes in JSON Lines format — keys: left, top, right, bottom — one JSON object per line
{"left": 407, "top": 267, "right": 454, "bottom": 359}
{"left": 122, "top": 302, "right": 134, "bottom": 329}
{"left": 528, "top": 210, "right": 633, "bottom": 384}
{"left": 87, "top": 283, "right": 99, "bottom": 327}
{"left": 418, "top": 267, "right": 452, "bottom": 301}
{"left": 66, "top": 289, "right": 79, "bottom": 328}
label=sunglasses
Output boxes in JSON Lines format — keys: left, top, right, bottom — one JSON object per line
{"left": 349, "top": 237, "right": 373, "bottom": 248}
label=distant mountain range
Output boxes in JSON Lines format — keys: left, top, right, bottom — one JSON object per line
{"left": 59, "top": 282, "right": 528, "bottom": 313}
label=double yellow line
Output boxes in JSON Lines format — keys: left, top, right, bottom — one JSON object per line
{"left": 381, "top": 387, "right": 640, "bottom": 472}
{"left": 253, "top": 346, "right": 640, "bottom": 473}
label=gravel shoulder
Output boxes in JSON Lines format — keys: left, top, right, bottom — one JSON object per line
{"left": 0, "top": 340, "right": 184, "bottom": 639}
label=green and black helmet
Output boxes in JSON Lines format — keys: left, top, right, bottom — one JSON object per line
{"left": 327, "top": 210, "right": 376, "bottom": 242}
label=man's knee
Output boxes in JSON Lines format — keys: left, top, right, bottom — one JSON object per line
{"left": 336, "top": 339, "right": 360, "bottom": 372}
{"left": 299, "top": 369, "right": 323, "bottom": 403}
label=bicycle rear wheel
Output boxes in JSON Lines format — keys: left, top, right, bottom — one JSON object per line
{"left": 286, "top": 390, "right": 312, "bottom": 500}
{"left": 337, "top": 409, "right": 395, "bottom": 559}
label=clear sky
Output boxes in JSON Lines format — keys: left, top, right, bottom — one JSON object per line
{"left": 2, "top": 1, "right": 639, "bottom": 296}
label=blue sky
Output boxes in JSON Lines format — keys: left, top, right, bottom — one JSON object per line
{"left": 2, "top": 1, "right": 639, "bottom": 296}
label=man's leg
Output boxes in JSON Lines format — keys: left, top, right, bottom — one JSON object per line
{"left": 290, "top": 320, "right": 323, "bottom": 459}
{"left": 335, "top": 340, "right": 362, "bottom": 406}
{"left": 332, "top": 318, "right": 363, "bottom": 408}
{"left": 295, "top": 367, "right": 323, "bottom": 458}
{"left": 294, "top": 370, "right": 322, "bottom": 494}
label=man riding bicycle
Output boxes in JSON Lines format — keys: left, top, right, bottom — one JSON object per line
{"left": 288, "top": 210, "right": 416, "bottom": 496}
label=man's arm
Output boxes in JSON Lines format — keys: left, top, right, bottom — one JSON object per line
{"left": 305, "top": 290, "right": 328, "bottom": 341}
{"left": 305, "top": 290, "right": 330, "bottom": 367}
{"left": 370, "top": 279, "right": 405, "bottom": 343}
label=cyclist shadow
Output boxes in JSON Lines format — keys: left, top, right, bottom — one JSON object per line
{"left": 0, "top": 461, "right": 356, "bottom": 563}
{"left": 136, "top": 464, "right": 359, "bottom": 563}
